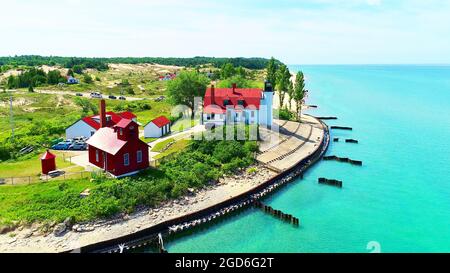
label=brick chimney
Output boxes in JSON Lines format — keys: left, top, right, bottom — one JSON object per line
{"left": 99, "top": 99, "right": 106, "bottom": 128}
{"left": 210, "top": 85, "right": 215, "bottom": 105}
{"left": 232, "top": 83, "right": 237, "bottom": 92}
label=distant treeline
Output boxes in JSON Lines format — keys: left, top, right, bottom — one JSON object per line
{"left": 0, "top": 55, "right": 283, "bottom": 70}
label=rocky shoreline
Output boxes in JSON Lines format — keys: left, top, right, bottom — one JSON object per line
{"left": 0, "top": 165, "right": 276, "bottom": 253}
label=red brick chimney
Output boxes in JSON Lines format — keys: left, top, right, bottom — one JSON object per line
{"left": 232, "top": 83, "right": 237, "bottom": 92}
{"left": 210, "top": 85, "right": 215, "bottom": 105}
{"left": 99, "top": 99, "right": 106, "bottom": 128}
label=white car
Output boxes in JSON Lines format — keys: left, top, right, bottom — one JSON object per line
{"left": 90, "top": 92, "right": 102, "bottom": 99}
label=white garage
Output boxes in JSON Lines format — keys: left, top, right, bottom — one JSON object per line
{"left": 144, "top": 116, "right": 171, "bottom": 138}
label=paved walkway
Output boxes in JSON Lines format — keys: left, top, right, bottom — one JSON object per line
{"left": 257, "top": 116, "right": 324, "bottom": 172}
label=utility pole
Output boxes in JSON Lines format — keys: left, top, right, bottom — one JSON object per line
{"left": 9, "top": 95, "right": 14, "bottom": 141}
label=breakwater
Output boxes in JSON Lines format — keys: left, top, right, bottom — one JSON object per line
{"left": 323, "top": 156, "right": 363, "bottom": 166}
{"left": 318, "top": 178, "right": 343, "bottom": 188}
{"left": 255, "top": 201, "right": 300, "bottom": 227}
{"left": 331, "top": 126, "right": 353, "bottom": 131}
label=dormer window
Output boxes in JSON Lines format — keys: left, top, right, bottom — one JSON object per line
{"left": 237, "top": 100, "right": 244, "bottom": 106}
{"left": 106, "top": 116, "right": 112, "bottom": 122}
{"left": 223, "top": 99, "right": 230, "bottom": 106}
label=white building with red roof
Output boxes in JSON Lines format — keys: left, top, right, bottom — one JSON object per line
{"left": 144, "top": 116, "right": 171, "bottom": 138}
{"left": 65, "top": 109, "right": 137, "bottom": 139}
{"left": 203, "top": 82, "right": 274, "bottom": 128}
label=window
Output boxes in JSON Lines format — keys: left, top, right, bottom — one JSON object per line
{"left": 211, "top": 113, "right": 215, "bottom": 119}
{"left": 120, "top": 128, "right": 123, "bottom": 136}
{"left": 137, "top": 150, "right": 142, "bottom": 163}
{"left": 251, "top": 111, "right": 255, "bottom": 118}
{"left": 237, "top": 100, "right": 244, "bottom": 106}
{"left": 95, "top": 150, "right": 99, "bottom": 162}
{"left": 124, "top": 153, "right": 130, "bottom": 166}
{"left": 91, "top": 131, "right": 95, "bottom": 136}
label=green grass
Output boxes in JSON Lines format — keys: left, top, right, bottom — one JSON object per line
{"left": 0, "top": 151, "right": 79, "bottom": 178}
{"left": 151, "top": 138, "right": 175, "bottom": 153}
{"left": 153, "top": 139, "right": 191, "bottom": 160}
{"left": 171, "top": 119, "right": 199, "bottom": 132}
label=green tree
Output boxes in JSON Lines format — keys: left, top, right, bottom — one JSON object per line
{"left": 72, "top": 65, "right": 84, "bottom": 74}
{"left": 47, "top": 70, "right": 63, "bottom": 85}
{"left": 293, "top": 71, "right": 306, "bottom": 121}
{"left": 167, "top": 70, "right": 209, "bottom": 118}
{"left": 266, "top": 57, "right": 278, "bottom": 88}
{"left": 67, "top": 69, "right": 74, "bottom": 77}
{"left": 276, "top": 64, "right": 290, "bottom": 109}
{"left": 287, "top": 80, "right": 294, "bottom": 111}
{"left": 236, "top": 66, "right": 247, "bottom": 78}
{"left": 220, "top": 63, "right": 236, "bottom": 79}
{"left": 28, "top": 85, "right": 34, "bottom": 93}
{"left": 83, "top": 74, "right": 93, "bottom": 84}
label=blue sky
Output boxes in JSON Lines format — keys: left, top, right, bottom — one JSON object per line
{"left": 1, "top": 0, "right": 450, "bottom": 64}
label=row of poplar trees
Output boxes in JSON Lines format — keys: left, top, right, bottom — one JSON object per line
{"left": 266, "top": 57, "right": 307, "bottom": 121}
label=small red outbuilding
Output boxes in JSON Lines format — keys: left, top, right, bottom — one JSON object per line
{"left": 41, "top": 150, "right": 56, "bottom": 175}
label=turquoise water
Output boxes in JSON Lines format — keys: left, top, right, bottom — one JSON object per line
{"left": 163, "top": 65, "right": 450, "bottom": 253}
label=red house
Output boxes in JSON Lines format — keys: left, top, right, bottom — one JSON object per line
{"left": 86, "top": 100, "right": 149, "bottom": 178}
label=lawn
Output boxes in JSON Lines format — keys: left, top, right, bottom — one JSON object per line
{"left": 153, "top": 139, "right": 191, "bottom": 160}
{"left": 0, "top": 151, "right": 83, "bottom": 178}
{"left": 151, "top": 138, "right": 175, "bottom": 153}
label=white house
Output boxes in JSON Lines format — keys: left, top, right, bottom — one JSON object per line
{"left": 144, "top": 116, "right": 171, "bottom": 138}
{"left": 202, "top": 82, "right": 274, "bottom": 128}
{"left": 67, "top": 76, "right": 79, "bottom": 84}
{"left": 66, "top": 110, "right": 137, "bottom": 139}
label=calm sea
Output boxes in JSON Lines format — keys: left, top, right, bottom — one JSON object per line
{"left": 150, "top": 65, "right": 450, "bottom": 253}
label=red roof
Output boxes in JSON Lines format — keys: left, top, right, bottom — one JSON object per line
{"left": 204, "top": 88, "right": 262, "bottom": 113}
{"left": 115, "top": 119, "right": 133, "bottom": 129}
{"left": 41, "top": 150, "right": 56, "bottom": 160}
{"left": 119, "top": 111, "right": 136, "bottom": 120}
{"left": 81, "top": 111, "right": 136, "bottom": 130}
{"left": 86, "top": 127, "right": 127, "bottom": 155}
{"left": 150, "top": 116, "right": 171, "bottom": 128}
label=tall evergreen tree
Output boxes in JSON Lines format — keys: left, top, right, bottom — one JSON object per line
{"left": 276, "top": 64, "right": 290, "bottom": 109}
{"left": 293, "top": 71, "right": 307, "bottom": 121}
{"left": 266, "top": 57, "right": 278, "bottom": 88}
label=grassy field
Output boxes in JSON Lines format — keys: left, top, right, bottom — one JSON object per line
{"left": 0, "top": 151, "right": 83, "bottom": 178}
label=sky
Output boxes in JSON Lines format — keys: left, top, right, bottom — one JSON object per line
{"left": 1, "top": 0, "right": 450, "bottom": 64}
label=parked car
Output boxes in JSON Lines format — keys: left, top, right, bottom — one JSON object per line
{"left": 69, "top": 142, "right": 87, "bottom": 150}
{"left": 108, "top": 95, "right": 117, "bottom": 100}
{"left": 90, "top": 92, "right": 102, "bottom": 99}
{"left": 154, "top": 96, "right": 165, "bottom": 102}
{"left": 48, "top": 170, "right": 65, "bottom": 178}
{"left": 73, "top": 136, "right": 88, "bottom": 142}
{"left": 76, "top": 93, "right": 83, "bottom": 97}
{"left": 51, "top": 140, "right": 72, "bottom": 150}
{"left": 119, "top": 96, "right": 126, "bottom": 100}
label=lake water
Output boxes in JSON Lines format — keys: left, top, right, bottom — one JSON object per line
{"left": 154, "top": 65, "right": 450, "bottom": 253}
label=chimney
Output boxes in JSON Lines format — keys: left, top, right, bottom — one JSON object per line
{"left": 99, "top": 99, "right": 106, "bottom": 128}
{"left": 210, "top": 85, "right": 215, "bottom": 105}
{"left": 232, "top": 83, "right": 237, "bottom": 92}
